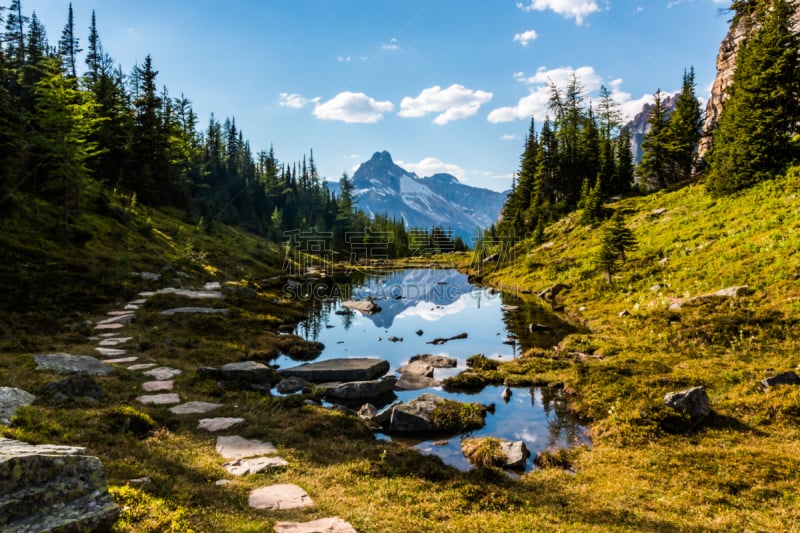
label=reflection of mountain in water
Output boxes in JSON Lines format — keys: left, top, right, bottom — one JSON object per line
{"left": 350, "top": 269, "right": 473, "bottom": 329}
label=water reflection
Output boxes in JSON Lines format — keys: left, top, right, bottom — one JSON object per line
{"left": 287, "top": 268, "right": 589, "bottom": 471}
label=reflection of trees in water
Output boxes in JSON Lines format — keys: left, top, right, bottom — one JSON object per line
{"left": 499, "top": 293, "right": 584, "bottom": 350}
{"left": 540, "top": 387, "right": 586, "bottom": 447}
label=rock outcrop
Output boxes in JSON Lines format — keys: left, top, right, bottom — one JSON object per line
{"left": 664, "top": 386, "right": 711, "bottom": 420}
{"left": 0, "top": 387, "right": 36, "bottom": 425}
{"left": 0, "top": 438, "right": 118, "bottom": 532}
{"left": 281, "top": 357, "right": 390, "bottom": 382}
{"left": 699, "top": 2, "right": 800, "bottom": 159}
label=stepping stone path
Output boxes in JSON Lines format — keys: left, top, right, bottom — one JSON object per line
{"left": 98, "top": 337, "right": 132, "bottom": 347}
{"left": 215, "top": 436, "right": 277, "bottom": 459}
{"left": 224, "top": 456, "right": 288, "bottom": 476}
{"left": 248, "top": 484, "right": 313, "bottom": 510}
{"left": 104, "top": 357, "right": 138, "bottom": 364}
{"left": 160, "top": 307, "right": 230, "bottom": 316}
{"left": 273, "top": 517, "right": 358, "bottom": 533}
{"left": 169, "top": 401, "right": 221, "bottom": 415}
{"left": 136, "top": 393, "right": 181, "bottom": 405}
{"left": 198, "top": 417, "right": 244, "bottom": 432}
{"left": 95, "top": 347, "right": 127, "bottom": 357}
{"left": 142, "top": 367, "right": 182, "bottom": 380}
{"left": 142, "top": 380, "right": 174, "bottom": 392}
{"left": 128, "top": 363, "right": 157, "bottom": 371}
{"left": 66, "top": 282, "right": 327, "bottom": 523}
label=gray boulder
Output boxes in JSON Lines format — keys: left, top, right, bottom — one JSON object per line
{"left": 761, "top": 371, "right": 800, "bottom": 390}
{"left": 395, "top": 373, "right": 440, "bottom": 391}
{"left": 0, "top": 388, "right": 36, "bottom": 426}
{"left": 398, "top": 360, "right": 434, "bottom": 378}
{"left": 323, "top": 376, "right": 397, "bottom": 400}
{"left": 664, "top": 386, "right": 711, "bottom": 420}
{"left": 33, "top": 353, "right": 112, "bottom": 376}
{"left": 276, "top": 376, "right": 310, "bottom": 394}
{"left": 220, "top": 361, "right": 278, "bottom": 385}
{"left": 409, "top": 354, "right": 457, "bottom": 368}
{"left": 0, "top": 438, "right": 118, "bottom": 531}
{"left": 40, "top": 374, "right": 104, "bottom": 403}
{"left": 461, "top": 437, "right": 530, "bottom": 470}
{"left": 389, "top": 393, "right": 445, "bottom": 433}
{"left": 281, "top": 357, "right": 389, "bottom": 383}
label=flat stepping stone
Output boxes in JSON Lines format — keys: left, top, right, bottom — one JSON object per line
{"left": 248, "top": 484, "right": 313, "bottom": 510}
{"left": 94, "top": 323, "right": 124, "bottom": 330}
{"left": 169, "top": 401, "right": 221, "bottom": 415}
{"left": 146, "top": 287, "right": 223, "bottom": 299}
{"left": 216, "top": 435, "right": 276, "bottom": 459}
{"left": 98, "top": 337, "right": 132, "bottom": 347}
{"left": 160, "top": 307, "right": 230, "bottom": 316}
{"left": 223, "top": 456, "right": 288, "bottom": 476}
{"left": 95, "top": 347, "right": 127, "bottom": 357}
{"left": 142, "top": 367, "right": 182, "bottom": 380}
{"left": 124, "top": 304, "right": 140, "bottom": 310}
{"left": 274, "top": 517, "right": 358, "bottom": 533}
{"left": 97, "top": 314, "right": 135, "bottom": 325}
{"left": 136, "top": 393, "right": 180, "bottom": 405}
{"left": 281, "top": 357, "right": 389, "bottom": 383}
{"left": 204, "top": 282, "right": 221, "bottom": 290}
{"left": 105, "top": 357, "right": 139, "bottom": 364}
{"left": 107, "top": 310, "right": 133, "bottom": 316}
{"left": 138, "top": 291, "right": 155, "bottom": 297}
{"left": 198, "top": 417, "right": 244, "bottom": 432}
{"left": 128, "top": 363, "right": 158, "bottom": 370}
{"left": 142, "top": 380, "right": 174, "bottom": 392}
{"left": 129, "top": 299, "right": 147, "bottom": 305}
{"left": 33, "top": 353, "right": 112, "bottom": 376}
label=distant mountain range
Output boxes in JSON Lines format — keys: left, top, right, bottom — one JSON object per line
{"left": 626, "top": 94, "right": 677, "bottom": 164}
{"left": 326, "top": 151, "right": 508, "bottom": 242}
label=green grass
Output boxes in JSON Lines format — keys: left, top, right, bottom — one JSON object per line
{"left": 2, "top": 177, "right": 800, "bottom": 531}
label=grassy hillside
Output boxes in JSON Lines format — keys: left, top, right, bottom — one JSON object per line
{"left": 1, "top": 176, "right": 799, "bottom": 531}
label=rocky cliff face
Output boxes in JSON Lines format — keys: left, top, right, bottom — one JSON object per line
{"left": 698, "top": 1, "right": 800, "bottom": 159}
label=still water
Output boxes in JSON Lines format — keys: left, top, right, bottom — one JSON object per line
{"left": 280, "top": 268, "right": 589, "bottom": 471}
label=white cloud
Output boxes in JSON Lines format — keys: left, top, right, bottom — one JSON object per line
{"left": 382, "top": 38, "right": 400, "bottom": 51}
{"left": 395, "top": 157, "right": 466, "bottom": 180}
{"left": 279, "top": 92, "right": 320, "bottom": 109}
{"left": 399, "top": 84, "right": 493, "bottom": 125}
{"left": 501, "top": 134, "right": 519, "bottom": 141}
{"left": 337, "top": 55, "right": 351, "bottom": 63}
{"left": 513, "top": 29, "right": 538, "bottom": 46}
{"left": 488, "top": 66, "right": 602, "bottom": 123}
{"left": 313, "top": 92, "right": 394, "bottom": 123}
{"left": 516, "top": 0, "right": 601, "bottom": 25}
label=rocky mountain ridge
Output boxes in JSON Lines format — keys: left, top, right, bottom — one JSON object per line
{"left": 330, "top": 151, "right": 508, "bottom": 241}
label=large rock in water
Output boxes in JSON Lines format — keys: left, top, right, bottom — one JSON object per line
{"left": 281, "top": 358, "right": 389, "bottom": 383}
{"left": 342, "top": 298, "right": 381, "bottom": 314}
{"left": 323, "top": 376, "right": 397, "bottom": 400}
{"left": 0, "top": 438, "right": 118, "bottom": 531}
{"left": 385, "top": 393, "right": 450, "bottom": 434}
{"left": 461, "top": 437, "right": 530, "bottom": 470}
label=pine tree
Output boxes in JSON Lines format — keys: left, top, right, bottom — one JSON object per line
{"left": 638, "top": 89, "right": 672, "bottom": 189}
{"left": 611, "top": 126, "right": 635, "bottom": 195}
{"left": 596, "top": 209, "right": 637, "bottom": 284}
{"left": 706, "top": 0, "right": 800, "bottom": 195}
{"left": 31, "top": 57, "right": 102, "bottom": 221}
{"left": 58, "top": 2, "right": 81, "bottom": 79}
{"left": 5, "top": 0, "right": 27, "bottom": 69}
{"left": 665, "top": 67, "right": 702, "bottom": 183}
{"left": 85, "top": 10, "right": 101, "bottom": 84}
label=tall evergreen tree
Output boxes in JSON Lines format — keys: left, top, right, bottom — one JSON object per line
{"left": 85, "top": 10, "right": 101, "bottom": 84}
{"left": 706, "top": 0, "right": 800, "bottom": 194}
{"left": 638, "top": 89, "right": 671, "bottom": 189}
{"left": 666, "top": 67, "right": 703, "bottom": 183}
{"left": 58, "top": 2, "right": 81, "bottom": 79}
{"left": 611, "top": 126, "right": 635, "bottom": 195}
{"left": 5, "top": 0, "right": 27, "bottom": 69}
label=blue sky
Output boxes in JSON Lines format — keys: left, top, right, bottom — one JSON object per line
{"left": 29, "top": 0, "right": 731, "bottom": 191}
